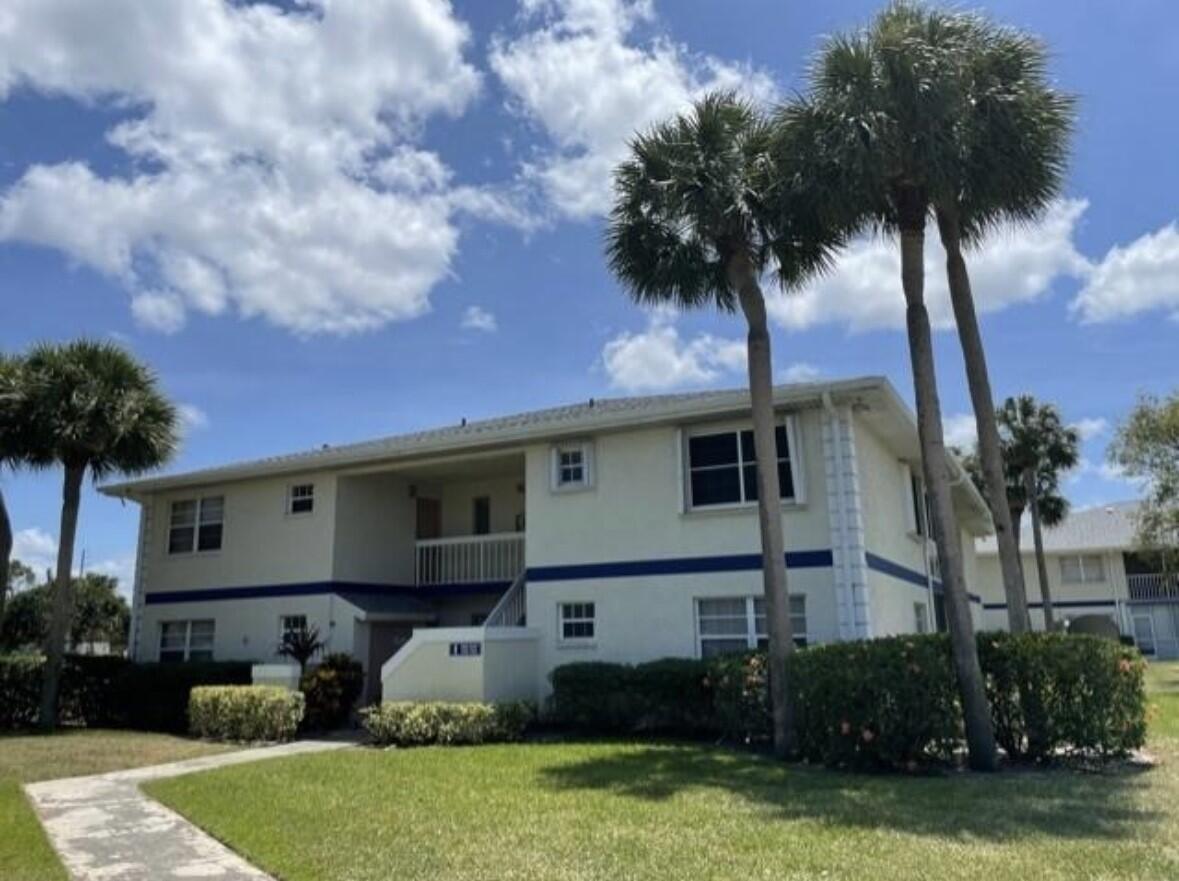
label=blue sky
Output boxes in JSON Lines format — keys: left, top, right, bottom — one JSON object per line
{"left": 1, "top": 0, "right": 1176, "bottom": 591}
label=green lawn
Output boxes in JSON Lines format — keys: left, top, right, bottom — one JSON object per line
{"left": 148, "top": 663, "right": 1179, "bottom": 881}
{"left": 0, "top": 729, "right": 233, "bottom": 881}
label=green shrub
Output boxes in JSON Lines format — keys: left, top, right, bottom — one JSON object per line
{"left": 0, "top": 654, "right": 44, "bottom": 729}
{"left": 111, "top": 661, "right": 253, "bottom": 732}
{"left": 787, "top": 636, "right": 961, "bottom": 769}
{"left": 189, "top": 685, "right": 304, "bottom": 742}
{"left": 0, "top": 654, "right": 132, "bottom": 729}
{"left": 632, "top": 658, "right": 714, "bottom": 733}
{"left": 361, "top": 701, "right": 534, "bottom": 747}
{"left": 301, "top": 654, "right": 364, "bottom": 731}
{"left": 548, "top": 662, "right": 640, "bottom": 732}
{"left": 707, "top": 651, "right": 771, "bottom": 744}
{"left": 978, "top": 631, "right": 1147, "bottom": 761}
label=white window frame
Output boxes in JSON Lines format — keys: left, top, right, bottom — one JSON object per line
{"left": 682, "top": 416, "right": 802, "bottom": 512}
{"left": 695, "top": 595, "right": 807, "bottom": 658}
{"left": 279, "top": 614, "right": 308, "bottom": 642}
{"left": 286, "top": 483, "right": 315, "bottom": 516}
{"left": 159, "top": 619, "right": 215, "bottom": 662}
{"left": 167, "top": 496, "right": 224, "bottom": 555}
{"left": 550, "top": 441, "right": 594, "bottom": 492}
{"left": 1060, "top": 554, "right": 1106, "bottom": 584}
{"left": 914, "top": 602, "right": 929, "bottom": 634}
{"left": 557, "top": 601, "right": 595, "bottom": 644}
{"left": 902, "top": 464, "right": 929, "bottom": 539}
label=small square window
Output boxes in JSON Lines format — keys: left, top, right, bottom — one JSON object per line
{"left": 559, "top": 602, "right": 595, "bottom": 641}
{"left": 280, "top": 614, "right": 308, "bottom": 641}
{"left": 552, "top": 442, "right": 593, "bottom": 491}
{"left": 288, "top": 483, "right": 314, "bottom": 515}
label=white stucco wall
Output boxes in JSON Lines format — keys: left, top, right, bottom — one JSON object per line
{"left": 332, "top": 472, "right": 416, "bottom": 584}
{"left": 977, "top": 548, "right": 1127, "bottom": 631}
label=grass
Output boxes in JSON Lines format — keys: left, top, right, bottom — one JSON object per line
{"left": 0, "top": 729, "right": 233, "bottom": 881}
{"left": 147, "top": 662, "right": 1179, "bottom": 881}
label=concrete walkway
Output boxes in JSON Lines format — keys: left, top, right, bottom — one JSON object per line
{"left": 25, "top": 739, "right": 351, "bottom": 881}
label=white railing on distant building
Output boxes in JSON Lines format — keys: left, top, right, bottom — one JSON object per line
{"left": 1128, "top": 573, "right": 1179, "bottom": 602}
{"left": 415, "top": 532, "right": 525, "bottom": 587}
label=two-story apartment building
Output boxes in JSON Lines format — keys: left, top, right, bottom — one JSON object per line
{"left": 100, "top": 377, "right": 994, "bottom": 703}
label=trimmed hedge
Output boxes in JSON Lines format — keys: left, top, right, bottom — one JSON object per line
{"left": 189, "top": 685, "right": 304, "bottom": 742}
{"left": 362, "top": 701, "right": 533, "bottom": 747}
{"left": 0, "top": 654, "right": 252, "bottom": 732}
{"left": 300, "top": 654, "right": 364, "bottom": 731}
{"left": 547, "top": 632, "right": 1147, "bottom": 768}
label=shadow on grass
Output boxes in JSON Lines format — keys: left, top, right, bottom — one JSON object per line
{"left": 539, "top": 741, "right": 1161, "bottom": 842}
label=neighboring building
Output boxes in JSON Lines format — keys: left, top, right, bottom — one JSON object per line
{"left": 100, "top": 377, "right": 993, "bottom": 703}
{"left": 976, "top": 500, "right": 1179, "bottom": 658}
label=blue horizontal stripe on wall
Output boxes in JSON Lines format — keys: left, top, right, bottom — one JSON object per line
{"left": 982, "top": 599, "right": 1118, "bottom": 611}
{"left": 864, "top": 552, "right": 982, "bottom": 605}
{"left": 143, "top": 580, "right": 509, "bottom": 605}
{"left": 525, "top": 549, "right": 834, "bottom": 583}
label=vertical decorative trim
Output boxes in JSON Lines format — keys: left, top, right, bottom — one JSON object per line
{"left": 823, "top": 405, "right": 872, "bottom": 639}
{"left": 129, "top": 499, "right": 151, "bottom": 661}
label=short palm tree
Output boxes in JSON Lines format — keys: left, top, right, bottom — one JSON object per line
{"left": 10, "top": 340, "right": 179, "bottom": 729}
{"left": 933, "top": 8, "right": 1075, "bottom": 636}
{"left": 997, "top": 395, "right": 1079, "bottom": 630}
{"left": 606, "top": 92, "right": 846, "bottom": 758}
{"left": 800, "top": 2, "right": 998, "bottom": 769}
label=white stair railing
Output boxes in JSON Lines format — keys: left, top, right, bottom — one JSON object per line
{"left": 485, "top": 571, "right": 527, "bottom": 628}
{"left": 415, "top": 532, "right": 524, "bottom": 586}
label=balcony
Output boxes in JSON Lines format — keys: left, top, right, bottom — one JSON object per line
{"left": 415, "top": 532, "right": 525, "bottom": 587}
{"left": 1128, "top": 573, "right": 1179, "bottom": 602}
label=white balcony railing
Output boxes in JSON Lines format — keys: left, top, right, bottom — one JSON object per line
{"left": 415, "top": 532, "right": 525, "bottom": 587}
{"left": 1128, "top": 573, "right": 1179, "bottom": 602}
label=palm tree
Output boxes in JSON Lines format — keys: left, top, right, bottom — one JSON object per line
{"left": 9, "top": 340, "right": 178, "bottom": 729}
{"left": 800, "top": 2, "right": 998, "bottom": 769}
{"left": 996, "top": 395, "right": 1079, "bottom": 630}
{"left": 0, "top": 353, "right": 46, "bottom": 625}
{"left": 606, "top": 93, "right": 846, "bottom": 758}
{"left": 933, "top": 8, "right": 1076, "bottom": 636}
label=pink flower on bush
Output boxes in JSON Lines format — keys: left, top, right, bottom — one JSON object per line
{"left": 840, "top": 720, "right": 852, "bottom": 736}
{"left": 1118, "top": 658, "right": 1132, "bottom": 674}
{"left": 861, "top": 728, "right": 875, "bottom": 743}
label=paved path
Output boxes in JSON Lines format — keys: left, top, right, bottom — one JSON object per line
{"left": 25, "top": 739, "right": 351, "bottom": 881}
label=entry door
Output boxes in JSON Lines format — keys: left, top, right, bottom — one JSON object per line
{"left": 1133, "top": 613, "right": 1157, "bottom": 656}
{"left": 416, "top": 498, "right": 441, "bottom": 540}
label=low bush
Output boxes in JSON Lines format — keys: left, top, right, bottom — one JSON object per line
{"left": 708, "top": 652, "right": 771, "bottom": 744}
{"left": 547, "top": 660, "right": 713, "bottom": 734}
{"left": 548, "top": 662, "right": 640, "bottom": 732}
{"left": 0, "top": 654, "right": 44, "bottom": 729}
{"left": 111, "top": 661, "right": 254, "bottom": 732}
{"left": 189, "top": 685, "right": 304, "bottom": 742}
{"left": 362, "top": 701, "right": 534, "bottom": 747}
{"left": 978, "top": 631, "right": 1146, "bottom": 761}
{"left": 301, "top": 654, "right": 364, "bottom": 731}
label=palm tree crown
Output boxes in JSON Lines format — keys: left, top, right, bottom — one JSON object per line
{"left": 998, "top": 395, "right": 1080, "bottom": 487}
{"left": 15, "top": 340, "right": 179, "bottom": 479}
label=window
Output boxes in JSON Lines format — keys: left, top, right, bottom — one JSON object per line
{"left": 280, "top": 614, "right": 307, "bottom": 641}
{"left": 1060, "top": 554, "right": 1106, "bottom": 583}
{"left": 551, "top": 441, "right": 594, "bottom": 490}
{"left": 473, "top": 496, "right": 491, "bottom": 535}
{"left": 910, "top": 473, "right": 928, "bottom": 537}
{"left": 168, "top": 497, "right": 224, "bottom": 554}
{"left": 696, "top": 595, "right": 806, "bottom": 658}
{"left": 559, "top": 602, "right": 595, "bottom": 641}
{"left": 288, "top": 483, "right": 314, "bottom": 515}
{"left": 686, "top": 422, "right": 795, "bottom": 509}
{"left": 159, "top": 619, "right": 215, "bottom": 662}
{"left": 914, "top": 602, "right": 929, "bottom": 634}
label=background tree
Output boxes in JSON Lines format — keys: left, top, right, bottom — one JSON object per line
{"left": 7, "top": 340, "right": 178, "bottom": 729}
{"left": 995, "top": 395, "right": 1079, "bottom": 629}
{"left": 0, "top": 569, "right": 129, "bottom": 653}
{"left": 0, "top": 353, "right": 43, "bottom": 625}
{"left": 606, "top": 93, "right": 846, "bottom": 758}
{"left": 963, "top": 447, "right": 1069, "bottom": 558}
{"left": 0, "top": 560, "right": 46, "bottom": 651}
{"left": 1110, "top": 391, "right": 1179, "bottom": 572}
{"left": 932, "top": 5, "right": 1075, "bottom": 635}
{"left": 799, "top": 2, "right": 997, "bottom": 769}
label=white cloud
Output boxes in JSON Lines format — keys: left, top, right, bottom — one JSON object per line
{"left": 1071, "top": 417, "right": 1109, "bottom": 441}
{"left": 1072, "top": 222, "right": 1179, "bottom": 323}
{"left": 1067, "top": 456, "right": 1138, "bottom": 487}
{"left": 0, "top": 0, "right": 519, "bottom": 335}
{"left": 943, "top": 413, "right": 978, "bottom": 451}
{"left": 601, "top": 311, "right": 745, "bottom": 391}
{"left": 768, "top": 200, "right": 1091, "bottom": 333}
{"left": 177, "top": 403, "right": 209, "bottom": 433}
{"left": 778, "top": 362, "right": 822, "bottom": 384}
{"left": 460, "top": 305, "right": 498, "bottom": 333}
{"left": 10, "top": 527, "right": 135, "bottom": 595}
{"left": 490, "top": 0, "right": 776, "bottom": 218}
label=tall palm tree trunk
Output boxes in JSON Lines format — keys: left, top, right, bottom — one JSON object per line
{"left": 39, "top": 463, "right": 85, "bottom": 730}
{"left": 0, "top": 488, "right": 12, "bottom": 625}
{"left": 1024, "top": 468, "right": 1055, "bottom": 630}
{"left": 898, "top": 213, "right": 997, "bottom": 771}
{"left": 729, "top": 249, "right": 796, "bottom": 760}
{"left": 938, "top": 208, "right": 1029, "bottom": 634}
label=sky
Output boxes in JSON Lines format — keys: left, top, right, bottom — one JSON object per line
{"left": 1, "top": 0, "right": 1177, "bottom": 594}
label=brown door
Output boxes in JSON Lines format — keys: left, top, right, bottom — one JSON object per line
{"left": 416, "top": 497, "right": 441, "bottom": 540}
{"left": 366, "top": 623, "right": 414, "bottom": 702}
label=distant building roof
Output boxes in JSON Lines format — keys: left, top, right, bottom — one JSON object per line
{"left": 977, "top": 500, "right": 1141, "bottom": 555}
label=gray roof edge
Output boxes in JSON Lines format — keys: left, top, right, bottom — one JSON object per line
{"left": 99, "top": 376, "right": 892, "bottom": 499}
